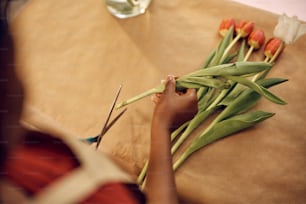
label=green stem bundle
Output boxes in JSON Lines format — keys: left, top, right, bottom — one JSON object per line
{"left": 122, "top": 22, "right": 288, "bottom": 187}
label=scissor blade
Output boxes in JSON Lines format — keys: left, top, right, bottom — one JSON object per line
{"left": 103, "top": 108, "right": 127, "bottom": 135}
{"left": 96, "top": 85, "right": 122, "bottom": 149}
{"left": 85, "top": 108, "right": 127, "bottom": 145}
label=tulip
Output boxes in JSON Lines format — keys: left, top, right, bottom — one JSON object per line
{"left": 248, "top": 29, "right": 265, "bottom": 50}
{"left": 244, "top": 29, "right": 265, "bottom": 62}
{"left": 273, "top": 14, "right": 306, "bottom": 44}
{"left": 219, "top": 18, "right": 235, "bottom": 37}
{"left": 264, "top": 37, "right": 285, "bottom": 62}
{"left": 235, "top": 20, "right": 254, "bottom": 38}
{"left": 220, "top": 20, "right": 254, "bottom": 63}
{"left": 252, "top": 37, "right": 285, "bottom": 81}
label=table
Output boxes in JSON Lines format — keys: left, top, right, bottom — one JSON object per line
{"left": 11, "top": 0, "right": 306, "bottom": 203}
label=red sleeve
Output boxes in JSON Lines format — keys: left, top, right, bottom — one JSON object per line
{"left": 82, "top": 182, "right": 146, "bottom": 204}
{"left": 3, "top": 131, "right": 145, "bottom": 203}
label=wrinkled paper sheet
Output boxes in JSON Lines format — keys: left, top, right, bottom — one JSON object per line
{"left": 11, "top": 0, "right": 306, "bottom": 203}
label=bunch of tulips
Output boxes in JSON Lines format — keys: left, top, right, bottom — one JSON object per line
{"left": 116, "top": 18, "right": 287, "bottom": 188}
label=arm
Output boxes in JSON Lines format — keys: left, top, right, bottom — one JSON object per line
{"left": 145, "top": 75, "right": 198, "bottom": 204}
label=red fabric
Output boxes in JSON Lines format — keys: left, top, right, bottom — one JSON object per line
{"left": 82, "top": 183, "right": 139, "bottom": 204}
{"left": 3, "top": 131, "right": 142, "bottom": 203}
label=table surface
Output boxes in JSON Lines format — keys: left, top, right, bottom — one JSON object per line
{"left": 11, "top": 0, "right": 306, "bottom": 203}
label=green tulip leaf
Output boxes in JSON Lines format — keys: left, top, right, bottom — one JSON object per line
{"left": 185, "top": 61, "right": 271, "bottom": 78}
{"left": 225, "top": 75, "right": 287, "bottom": 105}
{"left": 171, "top": 107, "right": 218, "bottom": 155}
{"left": 220, "top": 78, "right": 288, "bottom": 107}
{"left": 202, "top": 50, "right": 216, "bottom": 68}
{"left": 222, "top": 53, "right": 237, "bottom": 64}
{"left": 177, "top": 77, "right": 230, "bottom": 90}
{"left": 237, "top": 40, "right": 246, "bottom": 62}
{"left": 210, "top": 26, "right": 234, "bottom": 66}
{"left": 183, "top": 110, "right": 275, "bottom": 159}
{"left": 198, "top": 88, "right": 217, "bottom": 111}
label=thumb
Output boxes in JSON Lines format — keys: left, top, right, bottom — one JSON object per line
{"left": 164, "top": 75, "right": 176, "bottom": 94}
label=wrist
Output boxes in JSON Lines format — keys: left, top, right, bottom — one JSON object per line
{"left": 152, "top": 115, "right": 172, "bottom": 134}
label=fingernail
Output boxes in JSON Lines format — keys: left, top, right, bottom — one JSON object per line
{"left": 168, "top": 75, "right": 174, "bottom": 81}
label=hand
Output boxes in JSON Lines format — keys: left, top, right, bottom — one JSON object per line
{"left": 152, "top": 75, "right": 198, "bottom": 131}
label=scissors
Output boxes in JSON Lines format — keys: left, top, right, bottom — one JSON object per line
{"left": 83, "top": 85, "right": 127, "bottom": 149}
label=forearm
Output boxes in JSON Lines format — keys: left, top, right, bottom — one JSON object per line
{"left": 145, "top": 118, "right": 178, "bottom": 204}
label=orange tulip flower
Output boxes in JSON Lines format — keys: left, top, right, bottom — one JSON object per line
{"left": 219, "top": 18, "right": 235, "bottom": 37}
{"left": 235, "top": 20, "right": 254, "bottom": 37}
{"left": 264, "top": 37, "right": 285, "bottom": 59}
{"left": 248, "top": 29, "right": 265, "bottom": 50}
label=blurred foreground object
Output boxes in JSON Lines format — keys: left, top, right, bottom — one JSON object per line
{"left": 105, "top": 0, "right": 151, "bottom": 19}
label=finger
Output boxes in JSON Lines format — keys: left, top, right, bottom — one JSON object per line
{"left": 155, "top": 93, "right": 162, "bottom": 98}
{"left": 185, "top": 88, "right": 197, "bottom": 98}
{"left": 151, "top": 94, "right": 160, "bottom": 104}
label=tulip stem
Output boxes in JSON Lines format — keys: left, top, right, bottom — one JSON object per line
{"left": 171, "top": 107, "right": 217, "bottom": 155}
{"left": 171, "top": 121, "right": 190, "bottom": 141}
{"left": 244, "top": 45, "right": 254, "bottom": 62}
{"left": 137, "top": 160, "right": 148, "bottom": 185}
{"left": 140, "top": 177, "right": 147, "bottom": 190}
{"left": 251, "top": 56, "right": 270, "bottom": 82}
{"left": 268, "top": 41, "right": 285, "bottom": 64}
{"left": 173, "top": 151, "right": 189, "bottom": 171}
{"left": 206, "top": 89, "right": 227, "bottom": 110}
{"left": 116, "top": 84, "right": 165, "bottom": 109}
{"left": 220, "top": 34, "right": 241, "bottom": 63}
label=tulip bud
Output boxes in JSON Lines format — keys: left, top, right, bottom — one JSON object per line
{"left": 219, "top": 18, "right": 235, "bottom": 37}
{"left": 235, "top": 20, "right": 254, "bottom": 37}
{"left": 248, "top": 29, "right": 265, "bottom": 50}
{"left": 264, "top": 37, "right": 285, "bottom": 59}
